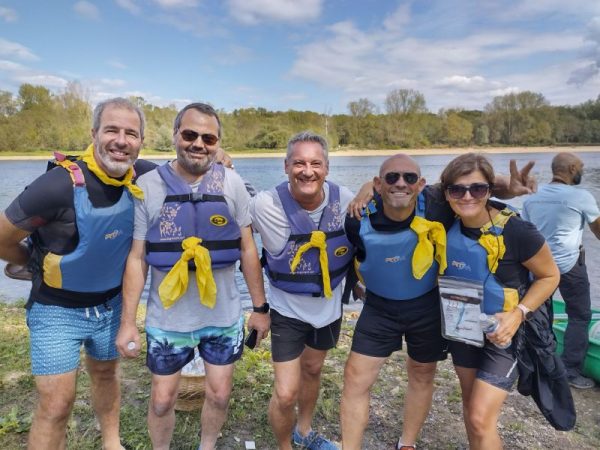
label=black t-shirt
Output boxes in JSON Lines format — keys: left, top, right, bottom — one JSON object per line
{"left": 5, "top": 158, "right": 157, "bottom": 307}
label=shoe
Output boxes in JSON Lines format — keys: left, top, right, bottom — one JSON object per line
{"left": 393, "top": 439, "right": 415, "bottom": 450}
{"left": 568, "top": 373, "right": 595, "bottom": 389}
{"left": 292, "top": 428, "right": 338, "bottom": 449}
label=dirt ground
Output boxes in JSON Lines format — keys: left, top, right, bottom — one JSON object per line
{"left": 303, "top": 310, "right": 600, "bottom": 450}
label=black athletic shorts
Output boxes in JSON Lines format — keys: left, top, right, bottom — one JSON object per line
{"left": 270, "top": 309, "right": 342, "bottom": 363}
{"left": 449, "top": 339, "right": 519, "bottom": 392}
{"left": 351, "top": 288, "right": 448, "bottom": 363}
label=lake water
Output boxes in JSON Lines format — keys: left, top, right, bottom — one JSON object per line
{"left": 1, "top": 152, "right": 600, "bottom": 308}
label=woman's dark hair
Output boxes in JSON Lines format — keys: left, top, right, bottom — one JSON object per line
{"left": 440, "top": 153, "right": 495, "bottom": 191}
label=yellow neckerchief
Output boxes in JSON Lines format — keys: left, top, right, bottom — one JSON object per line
{"left": 409, "top": 216, "right": 447, "bottom": 279}
{"left": 290, "top": 230, "right": 332, "bottom": 298}
{"left": 158, "top": 237, "right": 217, "bottom": 309}
{"left": 477, "top": 208, "right": 515, "bottom": 273}
{"left": 81, "top": 144, "right": 144, "bottom": 199}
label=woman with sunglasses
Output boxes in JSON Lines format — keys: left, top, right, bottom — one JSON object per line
{"left": 439, "top": 153, "right": 559, "bottom": 450}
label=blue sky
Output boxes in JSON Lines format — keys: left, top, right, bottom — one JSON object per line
{"left": 1, "top": 0, "right": 600, "bottom": 114}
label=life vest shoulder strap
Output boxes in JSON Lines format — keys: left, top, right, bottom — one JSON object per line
{"left": 481, "top": 207, "right": 515, "bottom": 235}
{"left": 54, "top": 154, "right": 85, "bottom": 187}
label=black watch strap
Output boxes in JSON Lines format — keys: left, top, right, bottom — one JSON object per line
{"left": 253, "top": 302, "right": 270, "bottom": 314}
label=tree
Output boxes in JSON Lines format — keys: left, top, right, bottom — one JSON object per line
{"left": 384, "top": 89, "right": 427, "bottom": 115}
{"left": 347, "top": 98, "right": 376, "bottom": 117}
{"left": 0, "top": 90, "right": 17, "bottom": 116}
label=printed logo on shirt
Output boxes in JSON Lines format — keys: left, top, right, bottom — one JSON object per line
{"left": 334, "top": 246, "right": 349, "bottom": 257}
{"left": 210, "top": 215, "right": 228, "bottom": 227}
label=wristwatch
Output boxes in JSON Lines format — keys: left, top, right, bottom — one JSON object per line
{"left": 516, "top": 303, "right": 533, "bottom": 321}
{"left": 253, "top": 302, "right": 270, "bottom": 314}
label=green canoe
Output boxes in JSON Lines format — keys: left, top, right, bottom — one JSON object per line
{"left": 552, "top": 298, "right": 600, "bottom": 383}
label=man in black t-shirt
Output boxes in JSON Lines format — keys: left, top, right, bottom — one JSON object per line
{"left": 0, "top": 97, "right": 154, "bottom": 450}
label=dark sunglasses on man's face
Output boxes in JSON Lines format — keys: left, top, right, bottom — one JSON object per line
{"left": 179, "top": 129, "right": 219, "bottom": 146}
{"left": 383, "top": 171, "right": 420, "bottom": 185}
{"left": 446, "top": 183, "right": 490, "bottom": 199}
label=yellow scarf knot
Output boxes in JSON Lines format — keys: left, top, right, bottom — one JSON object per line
{"left": 478, "top": 233, "right": 505, "bottom": 273}
{"left": 82, "top": 144, "right": 144, "bottom": 199}
{"left": 409, "top": 216, "right": 447, "bottom": 279}
{"left": 290, "top": 230, "right": 332, "bottom": 298}
{"left": 158, "top": 236, "right": 217, "bottom": 309}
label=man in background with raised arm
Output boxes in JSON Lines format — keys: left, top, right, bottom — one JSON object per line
{"left": 116, "top": 102, "right": 269, "bottom": 450}
{"left": 0, "top": 97, "right": 154, "bottom": 450}
{"left": 522, "top": 152, "right": 600, "bottom": 389}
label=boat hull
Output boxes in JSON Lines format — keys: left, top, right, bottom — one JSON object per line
{"left": 552, "top": 299, "right": 600, "bottom": 383}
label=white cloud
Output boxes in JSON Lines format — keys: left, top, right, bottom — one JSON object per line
{"left": 227, "top": 0, "right": 322, "bottom": 25}
{"left": 0, "top": 6, "right": 18, "bottom": 22}
{"left": 115, "top": 0, "right": 141, "bottom": 15}
{"left": 16, "top": 74, "right": 68, "bottom": 88}
{"left": 568, "top": 16, "right": 600, "bottom": 86}
{"left": 99, "top": 78, "right": 126, "bottom": 87}
{"left": 74, "top": 1, "right": 100, "bottom": 20}
{"left": 0, "top": 60, "right": 26, "bottom": 72}
{"left": 0, "top": 38, "right": 38, "bottom": 61}
{"left": 436, "top": 75, "right": 500, "bottom": 92}
{"left": 107, "top": 59, "right": 128, "bottom": 69}
{"left": 153, "top": 0, "right": 198, "bottom": 8}
{"left": 290, "top": 10, "right": 592, "bottom": 112}
{"left": 383, "top": 3, "right": 410, "bottom": 32}
{"left": 214, "top": 45, "right": 256, "bottom": 65}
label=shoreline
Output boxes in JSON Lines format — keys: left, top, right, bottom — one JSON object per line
{"left": 0, "top": 145, "right": 599, "bottom": 161}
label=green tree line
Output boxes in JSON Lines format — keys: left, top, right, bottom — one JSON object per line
{"left": 1, "top": 84, "right": 600, "bottom": 153}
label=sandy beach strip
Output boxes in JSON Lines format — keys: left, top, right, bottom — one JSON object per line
{"left": 0, "top": 146, "right": 598, "bottom": 161}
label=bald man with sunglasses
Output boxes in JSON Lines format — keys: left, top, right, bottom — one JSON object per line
{"left": 340, "top": 154, "right": 536, "bottom": 450}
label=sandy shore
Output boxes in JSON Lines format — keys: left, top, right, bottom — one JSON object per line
{"left": 0, "top": 146, "right": 598, "bottom": 161}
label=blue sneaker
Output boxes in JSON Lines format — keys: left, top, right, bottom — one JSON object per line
{"left": 292, "top": 429, "right": 338, "bottom": 450}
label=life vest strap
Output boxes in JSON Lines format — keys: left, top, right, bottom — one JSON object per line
{"left": 146, "top": 238, "right": 241, "bottom": 253}
{"left": 288, "top": 229, "right": 345, "bottom": 243}
{"left": 164, "top": 193, "right": 226, "bottom": 203}
{"left": 266, "top": 264, "right": 348, "bottom": 284}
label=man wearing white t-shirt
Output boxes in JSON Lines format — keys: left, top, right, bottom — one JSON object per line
{"left": 250, "top": 131, "right": 355, "bottom": 450}
{"left": 522, "top": 152, "right": 600, "bottom": 389}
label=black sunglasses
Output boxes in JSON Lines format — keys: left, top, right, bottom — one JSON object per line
{"left": 383, "top": 171, "right": 420, "bottom": 185}
{"left": 446, "top": 183, "right": 490, "bottom": 199}
{"left": 179, "top": 129, "right": 219, "bottom": 146}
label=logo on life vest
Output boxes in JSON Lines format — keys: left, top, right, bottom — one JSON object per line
{"left": 451, "top": 260, "right": 471, "bottom": 271}
{"left": 105, "top": 229, "right": 123, "bottom": 240}
{"left": 334, "top": 246, "right": 349, "bottom": 257}
{"left": 210, "top": 215, "right": 228, "bottom": 226}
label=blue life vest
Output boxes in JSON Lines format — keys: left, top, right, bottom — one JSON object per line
{"left": 444, "top": 210, "right": 522, "bottom": 315}
{"left": 42, "top": 162, "right": 133, "bottom": 292}
{"left": 358, "top": 193, "right": 439, "bottom": 300}
{"left": 145, "top": 163, "right": 241, "bottom": 271}
{"left": 264, "top": 181, "right": 354, "bottom": 296}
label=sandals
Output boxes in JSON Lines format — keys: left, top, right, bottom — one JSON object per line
{"left": 394, "top": 439, "right": 415, "bottom": 450}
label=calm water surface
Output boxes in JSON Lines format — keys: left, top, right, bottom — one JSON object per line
{"left": 1, "top": 152, "right": 599, "bottom": 308}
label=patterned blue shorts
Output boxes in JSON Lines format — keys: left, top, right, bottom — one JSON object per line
{"left": 26, "top": 295, "right": 122, "bottom": 375}
{"left": 145, "top": 316, "right": 244, "bottom": 375}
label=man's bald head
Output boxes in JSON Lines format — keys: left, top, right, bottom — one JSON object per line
{"left": 551, "top": 152, "right": 584, "bottom": 185}
{"left": 379, "top": 153, "right": 421, "bottom": 177}
{"left": 551, "top": 152, "right": 582, "bottom": 175}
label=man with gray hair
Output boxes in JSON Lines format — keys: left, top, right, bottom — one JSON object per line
{"left": 249, "top": 131, "right": 355, "bottom": 450}
{"left": 0, "top": 97, "right": 155, "bottom": 449}
{"left": 522, "top": 152, "right": 600, "bottom": 389}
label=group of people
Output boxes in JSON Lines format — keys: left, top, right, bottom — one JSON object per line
{"left": 0, "top": 96, "right": 597, "bottom": 450}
